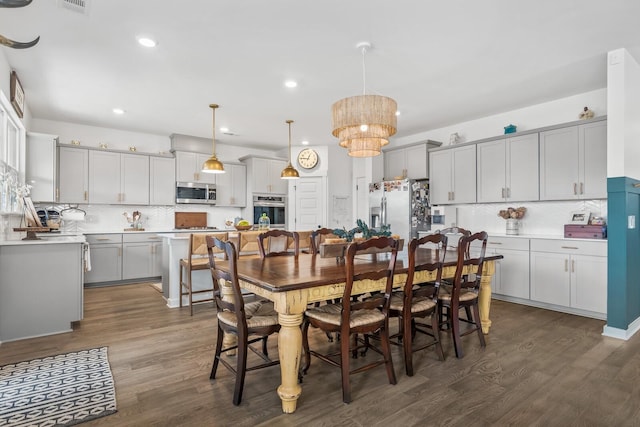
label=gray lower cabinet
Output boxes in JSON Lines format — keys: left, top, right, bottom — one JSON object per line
{"left": 487, "top": 237, "right": 530, "bottom": 299}
{"left": 0, "top": 241, "right": 84, "bottom": 342}
{"left": 84, "top": 234, "right": 122, "bottom": 284}
{"left": 122, "top": 234, "right": 163, "bottom": 280}
{"left": 85, "top": 233, "right": 161, "bottom": 284}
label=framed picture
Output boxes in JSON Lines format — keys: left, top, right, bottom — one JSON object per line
{"left": 569, "top": 211, "right": 590, "bottom": 225}
{"left": 10, "top": 71, "right": 24, "bottom": 118}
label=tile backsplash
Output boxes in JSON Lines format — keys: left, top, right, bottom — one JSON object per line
{"left": 453, "top": 199, "right": 607, "bottom": 236}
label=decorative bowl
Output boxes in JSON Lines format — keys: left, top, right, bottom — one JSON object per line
{"left": 235, "top": 225, "right": 253, "bottom": 231}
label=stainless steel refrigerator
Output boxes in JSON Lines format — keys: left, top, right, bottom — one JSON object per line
{"left": 368, "top": 179, "right": 431, "bottom": 242}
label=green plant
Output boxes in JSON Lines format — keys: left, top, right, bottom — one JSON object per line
{"left": 332, "top": 219, "right": 391, "bottom": 242}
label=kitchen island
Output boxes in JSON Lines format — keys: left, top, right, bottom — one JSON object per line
{"left": 0, "top": 234, "right": 86, "bottom": 343}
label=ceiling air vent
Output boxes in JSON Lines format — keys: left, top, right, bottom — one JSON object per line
{"left": 57, "top": 0, "right": 91, "bottom": 15}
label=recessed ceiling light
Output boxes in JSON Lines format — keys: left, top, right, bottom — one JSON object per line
{"left": 220, "top": 127, "right": 229, "bottom": 133}
{"left": 284, "top": 80, "right": 298, "bottom": 88}
{"left": 112, "top": 108, "right": 125, "bottom": 115}
{"left": 137, "top": 37, "right": 157, "bottom": 48}
{"left": 301, "top": 140, "right": 309, "bottom": 145}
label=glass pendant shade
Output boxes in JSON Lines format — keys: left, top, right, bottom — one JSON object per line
{"left": 202, "top": 104, "right": 225, "bottom": 174}
{"left": 281, "top": 119, "right": 300, "bottom": 179}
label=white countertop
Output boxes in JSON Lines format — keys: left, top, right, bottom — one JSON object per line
{"left": 488, "top": 233, "right": 607, "bottom": 242}
{"left": 0, "top": 233, "right": 86, "bottom": 246}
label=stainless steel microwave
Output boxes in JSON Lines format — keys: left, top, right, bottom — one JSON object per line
{"left": 176, "top": 182, "right": 216, "bottom": 204}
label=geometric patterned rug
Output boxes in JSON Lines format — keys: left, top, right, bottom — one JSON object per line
{"left": 0, "top": 347, "right": 117, "bottom": 426}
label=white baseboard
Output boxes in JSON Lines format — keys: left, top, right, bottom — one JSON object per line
{"left": 602, "top": 316, "right": 640, "bottom": 340}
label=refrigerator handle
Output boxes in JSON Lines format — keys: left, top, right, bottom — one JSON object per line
{"left": 381, "top": 194, "right": 387, "bottom": 226}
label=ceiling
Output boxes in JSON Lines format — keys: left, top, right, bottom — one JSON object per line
{"left": 1, "top": 0, "right": 639, "bottom": 151}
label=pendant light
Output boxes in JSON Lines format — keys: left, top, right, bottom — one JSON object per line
{"left": 281, "top": 119, "right": 300, "bottom": 179}
{"left": 331, "top": 42, "right": 397, "bottom": 157}
{"left": 202, "top": 103, "right": 225, "bottom": 174}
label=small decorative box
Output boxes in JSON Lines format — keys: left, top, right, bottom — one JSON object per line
{"left": 504, "top": 124, "right": 517, "bottom": 134}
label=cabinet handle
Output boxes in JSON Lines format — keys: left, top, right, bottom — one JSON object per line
{"left": 564, "top": 259, "right": 568, "bottom": 272}
{"left": 488, "top": 242, "right": 503, "bottom": 245}
{"left": 571, "top": 259, "right": 575, "bottom": 273}
{"left": 451, "top": 191, "right": 454, "bottom": 201}
{"left": 84, "top": 191, "right": 88, "bottom": 201}
{"left": 580, "top": 182, "right": 584, "bottom": 195}
{"left": 507, "top": 188, "right": 511, "bottom": 198}
{"left": 56, "top": 188, "right": 59, "bottom": 202}
{"left": 501, "top": 188, "right": 505, "bottom": 198}
{"left": 573, "top": 183, "right": 577, "bottom": 195}
{"left": 96, "top": 238, "right": 111, "bottom": 241}
{"left": 561, "top": 246, "right": 579, "bottom": 250}
{"left": 118, "top": 247, "right": 122, "bottom": 257}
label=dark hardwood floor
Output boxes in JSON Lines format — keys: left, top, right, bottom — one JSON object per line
{"left": 1, "top": 283, "right": 638, "bottom": 427}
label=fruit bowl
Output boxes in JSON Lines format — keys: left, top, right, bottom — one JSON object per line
{"left": 235, "top": 224, "right": 253, "bottom": 231}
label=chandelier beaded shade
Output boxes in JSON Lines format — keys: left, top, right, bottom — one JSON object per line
{"left": 202, "top": 103, "right": 225, "bottom": 174}
{"left": 331, "top": 43, "right": 397, "bottom": 157}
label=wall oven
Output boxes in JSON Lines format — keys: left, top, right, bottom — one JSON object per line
{"left": 253, "top": 195, "right": 286, "bottom": 228}
{"left": 176, "top": 182, "right": 216, "bottom": 204}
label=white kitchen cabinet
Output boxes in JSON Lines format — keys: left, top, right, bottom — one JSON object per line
{"left": 530, "top": 239, "right": 607, "bottom": 316}
{"left": 89, "top": 151, "right": 149, "bottom": 204}
{"left": 384, "top": 143, "right": 429, "bottom": 180}
{"left": 247, "top": 157, "right": 287, "bottom": 194}
{"left": 477, "top": 133, "right": 539, "bottom": 203}
{"left": 175, "top": 151, "right": 216, "bottom": 184}
{"left": 539, "top": 120, "right": 607, "bottom": 200}
{"left": 85, "top": 234, "right": 123, "bottom": 284}
{"left": 26, "top": 132, "right": 58, "bottom": 202}
{"left": 487, "top": 236, "right": 530, "bottom": 299}
{"left": 122, "top": 234, "right": 163, "bottom": 280}
{"left": 214, "top": 163, "right": 246, "bottom": 206}
{"left": 429, "top": 145, "right": 476, "bottom": 205}
{"left": 58, "top": 146, "right": 89, "bottom": 204}
{"left": 150, "top": 156, "right": 176, "bottom": 205}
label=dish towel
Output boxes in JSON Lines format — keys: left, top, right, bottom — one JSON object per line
{"left": 84, "top": 243, "right": 92, "bottom": 272}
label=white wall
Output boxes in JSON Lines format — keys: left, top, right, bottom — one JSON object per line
{"left": 394, "top": 89, "right": 607, "bottom": 148}
{"left": 607, "top": 48, "right": 640, "bottom": 180}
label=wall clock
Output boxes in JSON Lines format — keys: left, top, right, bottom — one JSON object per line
{"left": 297, "top": 148, "right": 319, "bottom": 169}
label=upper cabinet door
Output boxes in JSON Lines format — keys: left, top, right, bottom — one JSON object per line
{"left": 384, "top": 149, "right": 406, "bottom": 180}
{"left": 451, "top": 145, "right": 476, "bottom": 204}
{"left": 580, "top": 121, "right": 607, "bottom": 199}
{"left": 175, "top": 151, "right": 198, "bottom": 182}
{"left": 506, "top": 133, "right": 539, "bottom": 202}
{"left": 150, "top": 156, "right": 176, "bottom": 205}
{"left": 429, "top": 149, "right": 452, "bottom": 205}
{"left": 216, "top": 163, "right": 246, "bottom": 206}
{"left": 58, "top": 147, "right": 88, "bottom": 204}
{"left": 89, "top": 151, "right": 121, "bottom": 204}
{"left": 539, "top": 126, "right": 580, "bottom": 200}
{"left": 404, "top": 144, "right": 428, "bottom": 180}
{"left": 121, "top": 154, "right": 149, "bottom": 205}
{"left": 476, "top": 138, "right": 506, "bottom": 203}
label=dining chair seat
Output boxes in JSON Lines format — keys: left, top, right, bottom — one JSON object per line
{"left": 217, "top": 300, "right": 280, "bottom": 329}
{"left": 438, "top": 289, "right": 478, "bottom": 303}
{"left": 389, "top": 293, "right": 436, "bottom": 313}
{"left": 304, "top": 304, "right": 385, "bottom": 327}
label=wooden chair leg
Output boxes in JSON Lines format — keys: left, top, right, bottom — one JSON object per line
{"left": 187, "top": 268, "right": 194, "bottom": 316}
{"left": 380, "top": 324, "right": 397, "bottom": 385}
{"left": 451, "top": 303, "right": 463, "bottom": 359}
{"left": 464, "top": 305, "right": 472, "bottom": 322}
{"left": 432, "top": 309, "right": 445, "bottom": 361}
{"left": 341, "top": 331, "right": 352, "bottom": 404}
{"left": 179, "top": 265, "right": 184, "bottom": 308}
{"left": 233, "top": 332, "right": 248, "bottom": 406}
{"left": 402, "top": 313, "right": 414, "bottom": 377}
{"left": 473, "top": 303, "right": 486, "bottom": 348}
{"left": 262, "top": 336, "right": 269, "bottom": 357}
{"left": 301, "top": 320, "right": 311, "bottom": 374}
{"left": 210, "top": 324, "right": 225, "bottom": 379}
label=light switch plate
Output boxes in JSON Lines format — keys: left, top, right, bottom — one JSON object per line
{"left": 629, "top": 215, "right": 636, "bottom": 229}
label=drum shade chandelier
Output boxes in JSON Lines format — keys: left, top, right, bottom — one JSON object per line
{"left": 331, "top": 42, "right": 397, "bottom": 157}
{"left": 281, "top": 120, "right": 300, "bottom": 179}
{"left": 202, "top": 103, "right": 225, "bottom": 174}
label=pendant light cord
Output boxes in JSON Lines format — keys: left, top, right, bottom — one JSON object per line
{"left": 210, "top": 104, "right": 218, "bottom": 156}
{"left": 287, "top": 119, "right": 294, "bottom": 163}
{"left": 361, "top": 45, "right": 367, "bottom": 95}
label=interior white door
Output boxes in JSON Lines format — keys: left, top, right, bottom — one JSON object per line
{"left": 293, "top": 177, "right": 325, "bottom": 230}
{"left": 356, "top": 176, "right": 368, "bottom": 225}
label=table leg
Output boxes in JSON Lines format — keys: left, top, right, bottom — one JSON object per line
{"left": 276, "top": 312, "right": 303, "bottom": 413}
{"left": 478, "top": 260, "right": 495, "bottom": 334}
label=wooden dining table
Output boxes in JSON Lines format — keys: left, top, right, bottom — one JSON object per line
{"left": 215, "top": 248, "right": 503, "bottom": 413}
